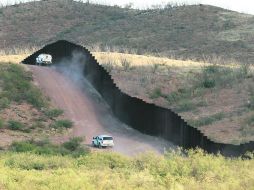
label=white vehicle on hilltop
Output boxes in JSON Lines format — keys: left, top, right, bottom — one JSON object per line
{"left": 92, "top": 135, "right": 114, "bottom": 148}
{"left": 36, "top": 54, "right": 52, "bottom": 65}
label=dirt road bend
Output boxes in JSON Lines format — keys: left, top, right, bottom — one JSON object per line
{"left": 29, "top": 65, "right": 174, "bottom": 156}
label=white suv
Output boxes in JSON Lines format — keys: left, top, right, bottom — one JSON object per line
{"left": 92, "top": 135, "right": 114, "bottom": 148}
{"left": 36, "top": 54, "right": 52, "bottom": 65}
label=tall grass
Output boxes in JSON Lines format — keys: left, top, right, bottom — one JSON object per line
{"left": 0, "top": 149, "right": 253, "bottom": 189}
{"left": 0, "top": 46, "right": 39, "bottom": 56}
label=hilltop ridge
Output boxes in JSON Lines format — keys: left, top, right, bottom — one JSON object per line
{"left": 1, "top": 0, "right": 254, "bottom": 62}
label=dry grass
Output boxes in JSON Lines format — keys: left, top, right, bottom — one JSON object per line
{"left": 93, "top": 52, "right": 208, "bottom": 68}
{"left": 0, "top": 54, "right": 29, "bottom": 64}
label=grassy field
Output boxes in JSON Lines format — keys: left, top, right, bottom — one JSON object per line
{"left": 0, "top": 148, "right": 253, "bottom": 190}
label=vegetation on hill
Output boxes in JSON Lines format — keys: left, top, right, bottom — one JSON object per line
{"left": 0, "top": 62, "right": 73, "bottom": 147}
{"left": 1, "top": 53, "right": 253, "bottom": 144}
{"left": 0, "top": 148, "right": 253, "bottom": 190}
{"left": 1, "top": 0, "right": 254, "bottom": 63}
{"left": 95, "top": 52, "right": 254, "bottom": 144}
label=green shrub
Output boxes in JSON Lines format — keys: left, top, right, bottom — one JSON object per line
{"left": 24, "top": 86, "right": 48, "bottom": 109}
{"left": 149, "top": 88, "right": 162, "bottom": 99}
{"left": 0, "top": 119, "right": 4, "bottom": 129}
{"left": 240, "top": 63, "right": 251, "bottom": 78}
{"left": 202, "top": 78, "right": 216, "bottom": 88}
{"left": 77, "top": 152, "right": 130, "bottom": 169}
{"left": 200, "top": 65, "right": 219, "bottom": 88}
{"left": 45, "top": 108, "right": 64, "bottom": 118}
{"left": 63, "top": 137, "right": 83, "bottom": 151}
{"left": 189, "top": 112, "right": 225, "bottom": 127}
{"left": 10, "top": 141, "right": 37, "bottom": 152}
{"left": 0, "top": 97, "right": 10, "bottom": 109}
{"left": 166, "top": 88, "right": 192, "bottom": 104}
{"left": 203, "top": 65, "right": 219, "bottom": 74}
{"left": 9, "top": 139, "right": 89, "bottom": 158}
{"left": 31, "top": 121, "right": 45, "bottom": 129}
{"left": 166, "top": 91, "right": 181, "bottom": 103}
{"left": 50, "top": 119, "right": 73, "bottom": 129}
{"left": 0, "top": 64, "right": 48, "bottom": 109}
{"left": 7, "top": 120, "right": 24, "bottom": 131}
{"left": 174, "top": 100, "right": 195, "bottom": 112}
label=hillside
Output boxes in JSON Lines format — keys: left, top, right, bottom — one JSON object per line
{"left": 1, "top": 0, "right": 254, "bottom": 63}
{"left": 0, "top": 62, "right": 74, "bottom": 147}
{"left": 2, "top": 53, "right": 254, "bottom": 144}
{"left": 93, "top": 52, "right": 254, "bottom": 144}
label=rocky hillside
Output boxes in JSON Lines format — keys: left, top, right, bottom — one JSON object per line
{"left": 1, "top": 0, "right": 254, "bottom": 63}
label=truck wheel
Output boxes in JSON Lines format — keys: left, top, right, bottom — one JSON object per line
{"left": 99, "top": 143, "right": 102, "bottom": 149}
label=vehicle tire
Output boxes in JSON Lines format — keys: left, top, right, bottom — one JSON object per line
{"left": 98, "top": 143, "right": 102, "bottom": 149}
{"left": 92, "top": 141, "right": 95, "bottom": 147}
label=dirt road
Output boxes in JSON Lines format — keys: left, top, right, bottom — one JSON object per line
{"left": 30, "top": 65, "right": 174, "bottom": 156}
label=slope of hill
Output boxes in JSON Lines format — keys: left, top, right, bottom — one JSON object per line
{"left": 2, "top": 52, "right": 254, "bottom": 144}
{"left": 1, "top": 0, "right": 254, "bottom": 63}
{"left": 0, "top": 62, "right": 73, "bottom": 147}
{"left": 94, "top": 52, "right": 254, "bottom": 144}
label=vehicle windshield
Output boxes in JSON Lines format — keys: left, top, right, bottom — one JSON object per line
{"left": 103, "top": 137, "right": 113, "bottom": 140}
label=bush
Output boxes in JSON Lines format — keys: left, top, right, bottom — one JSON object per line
{"left": 45, "top": 108, "right": 64, "bottom": 118}
{"left": 189, "top": 112, "right": 225, "bottom": 127}
{"left": 121, "top": 58, "right": 131, "bottom": 71}
{"left": 0, "top": 119, "right": 4, "bottom": 129}
{"left": 9, "top": 138, "right": 89, "bottom": 158}
{"left": 10, "top": 141, "right": 37, "bottom": 152}
{"left": 203, "top": 65, "right": 219, "bottom": 74}
{"left": 166, "top": 91, "right": 181, "bottom": 103}
{"left": 202, "top": 78, "right": 216, "bottom": 88}
{"left": 7, "top": 120, "right": 24, "bottom": 131}
{"left": 50, "top": 119, "right": 73, "bottom": 129}
{"left": 0, "top": 64, "right": 48, "bottom": 109}
{"left": 149, "top": 88, "right": 162, "bottom": 99}
{"left": 63, "top": 137, "right": 83, "bottom": 151}
{"left": 24, "top": 86, "right": 48, "bottom": 109}
{"left": 166, "top": 88, "right": 191, "bottom": 103}
{"left": 174, "top": 100, "right": 195, "bottom": 112}
{"left": 0, "top": 97, "right": 10, "bottom": 109}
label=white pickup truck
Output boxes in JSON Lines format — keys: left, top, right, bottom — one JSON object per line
{"left": 36, "top": 54, "right": 52, "bottom": 65}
